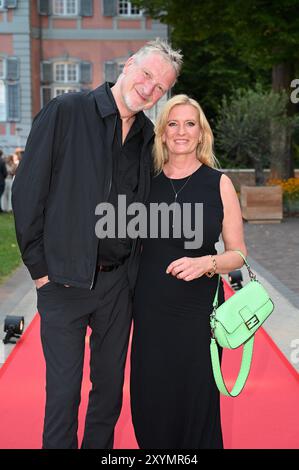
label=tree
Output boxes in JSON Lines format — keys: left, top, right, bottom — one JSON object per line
{"left": 215, "top": 86, "right": 298, "bottom": 184}
{"left": 172, "top": 34, "right": 269, "bottom": 124}
{"left": 136, "top": 0, "right": 299, "bottom": 176}
{"left": 224, "top": 0, "right": 299, "bottom": 178}
{"left": 136, "top": 1, "right": 299, "bottom": 78}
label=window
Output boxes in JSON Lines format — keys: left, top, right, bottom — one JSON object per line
{"left": 54, "top": 63, "right": 65, "bottom": 81}
{"left": 104, "top": 61, "right": 125, "bottom": 83}
{"left": 41, "top": 86, "right": 80, "bottom": 108}
{"left": 41, "top": 60, "right": 92, "bottom": 107}
{"left": 54, "top": 87, "right": 79, "bottom": 96}
{"left": 0, "top": 80, "right": 6, "bottom": 121}
{"left": 0, "top": 58, "right": 5, "bottom": 79}
{"left": 39, "top": 0, "right": 92, "bottom": 17}
{"left": 0, "top": 57, "right": 20, "bottom": 122}
{"left": 53, "top": 0, "right": 78, "bottom": 16}
{"left": 7, "top": 82, "right": 20, "bottom": 121}
{"left": 0, "top": 0, "right": 18, "bottom": 8}
{"left": 54, "top": 63, "right": 79, "bottom": 83}
{"left": 118, "top": 1, "right": 142, "bottom": 16}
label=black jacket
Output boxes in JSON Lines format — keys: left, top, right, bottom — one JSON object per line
{"left": 12, "top": 83, "right": 154, "bottom": 290}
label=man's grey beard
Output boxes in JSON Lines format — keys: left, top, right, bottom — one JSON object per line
{"left": 123, "top": 92, "right": 148, "bottom": 113}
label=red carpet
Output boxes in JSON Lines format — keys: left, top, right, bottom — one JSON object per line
{"left": 0, "top": 281, "right": 298, "bottom": 449}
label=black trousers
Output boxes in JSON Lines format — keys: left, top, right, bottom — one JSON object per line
{"left": 37, "top": 263, "right": 132, "bottom": 449}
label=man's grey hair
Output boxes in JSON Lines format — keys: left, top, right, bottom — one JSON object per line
{"left": 134, "top": 38, "right": 183, "bottom": 77}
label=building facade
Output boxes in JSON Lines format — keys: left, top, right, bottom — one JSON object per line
{"left": 0, "top": 0, "right": 168, "bottom": 153}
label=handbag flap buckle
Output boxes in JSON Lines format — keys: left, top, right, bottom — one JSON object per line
{"left": 245, "top": 315, "right": 259, "bottom": 330}
{"left": 240, "top": 306, "right": 260, "bottom": 330}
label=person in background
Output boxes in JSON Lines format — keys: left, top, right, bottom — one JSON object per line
{"left": 15, "top": 147, "right": 24, "bottom": 163}
{"left": 0, "top": 149, "right": 8, "bottom": 213}
{"left": 1, "top": 154, "right": 19, "bottom": 212}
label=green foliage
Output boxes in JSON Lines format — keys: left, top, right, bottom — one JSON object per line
{"left": 136, "top": 0, "right": 299, "bottom": 174}
{"left": 172, "top": 34, "right": 270, "bottom": 123}
{"left": 226, "top": 0, "right": 299, "bottom": 67}
{"left": 293, "top": 128, "right": 299, "bottom": 167}
{"left": 136, "top": 0, "right": 299, "bottom": 99}
{"left": 0, "top": 213, "right": 21, "bottom": 284}
{"left": 215, "top": 85, "right": 298, "bottom": 182}
{"left": 136, "top": 0, "right": 299, "bottom": 65}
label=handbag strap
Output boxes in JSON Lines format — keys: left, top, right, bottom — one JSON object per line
{"left": 210, "top": 336, "right": 254, "bottom": 397}
{"left": 210, "top": 249, "right": 256, "bottom": 397}
{"left": 233, "top": 250, "right": 256, "bottom": 280}
{"left": 212, "top": 249, "right": 256, "bottom": 310}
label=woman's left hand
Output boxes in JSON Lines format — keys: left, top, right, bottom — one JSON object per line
{"left": 166, "top": 256, "right": 212, "bottom": 281}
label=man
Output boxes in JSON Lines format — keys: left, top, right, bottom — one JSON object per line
{"left": 0, "top": 150, "right": 7, "bottom": 212}
{"left": 12, "top": 39, "right": 182, "bottom": 449}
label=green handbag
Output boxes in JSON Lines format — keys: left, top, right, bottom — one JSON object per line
{"left": 210, "top": 250, "right": 274, "bottom": 397}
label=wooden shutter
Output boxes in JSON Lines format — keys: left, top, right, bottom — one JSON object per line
{"left": 41, "top": 61, "right": 53, "bottom": 83}
{"left": 41, "top": 87, "right": 52, "bottom": 108}
{"left": 38, "top": 0, "right": 51, "bottom": 15}
{"left": 5, "top": 0, "right": 18, "bottom": 8}
{"left": 7, "top": 82, "right": 20, "bottom": 121}
{"left": 6, "top": 57, "right": 19, "bottom": 81}
{"left": 80, "top": 61, "right": 92, "bottom": 84}
{"left": 104, "top": 61, "right": 118, "bottom": 83}
{"left": 102, "top": 0, "right": 117, "bottom": 16}
{"left": 80, "top": 0, "right": 93, "bottom": 16}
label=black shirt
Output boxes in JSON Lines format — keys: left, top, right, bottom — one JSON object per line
{"left": 97, "top": 84, "right": 146, "bottom": 265}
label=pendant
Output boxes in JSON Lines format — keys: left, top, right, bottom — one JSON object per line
{"left": 173, "top": 194, "right": 177, "bottom": 229}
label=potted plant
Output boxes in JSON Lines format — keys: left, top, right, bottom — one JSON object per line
{"left": 215, "top": 86, "right": 296, "bottom": 222}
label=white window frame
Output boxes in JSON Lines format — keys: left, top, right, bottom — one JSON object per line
{"left": 52, "top": 0, "right": 79, "bottom": 17}
{"left": 41, "top": 61, "right": 82, "bottom": 108}
{"left": 0, "top": 58, "right": 6, "bottom": 79}
{"left": 54, "top": 62, "right": 79, "bottom": 83}
{"left": 118, "top": 1, "right": 143, "bottom": 17}
{"left": 54, "top": 86, "right": 80, "bottom": 97}
{"left": 0, "top": 79, "right": 7, "bottom": 122}
{"left": 0, "top": 0, "right": 5, "bottom": 10}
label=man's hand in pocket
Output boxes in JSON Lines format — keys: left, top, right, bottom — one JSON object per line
{"left": 35, "top": 275, "right": 50, "bottom": 290}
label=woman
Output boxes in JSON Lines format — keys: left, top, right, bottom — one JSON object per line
{"left": 130, "top": 94, "right": 247, "bottom": 449}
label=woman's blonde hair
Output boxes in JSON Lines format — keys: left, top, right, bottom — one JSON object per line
{"left": 153, "top": 94, "right": 219, "bottom": 174}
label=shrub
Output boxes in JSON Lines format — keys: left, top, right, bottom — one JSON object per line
{"left": 216, "top": 85, "right": 297, "bottom": 185}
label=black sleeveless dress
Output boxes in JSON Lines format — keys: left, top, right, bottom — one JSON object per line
{"left": 130, "top": 163, "right": 225, "bottom": 449}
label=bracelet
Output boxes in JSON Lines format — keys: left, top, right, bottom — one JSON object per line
{"left": 206, "top": 255, "right": 217, "bottom": 278}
